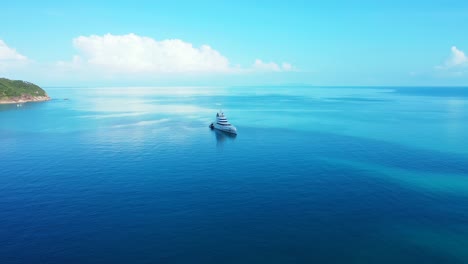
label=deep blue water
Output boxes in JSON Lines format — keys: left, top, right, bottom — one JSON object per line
{"left": 1, "top": 86, "right": 468, "bottom": 263}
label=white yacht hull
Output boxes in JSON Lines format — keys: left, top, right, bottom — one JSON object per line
{"left": 213, "top": 123, "right": 237, "bottom": 134}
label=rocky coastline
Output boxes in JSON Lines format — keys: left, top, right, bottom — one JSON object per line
{"left": 0, "top": 95, "right": 51, "bottom": 104}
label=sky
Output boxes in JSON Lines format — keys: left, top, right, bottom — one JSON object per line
{"left": 0, "top": 0, "right": 467, "bottom": 86}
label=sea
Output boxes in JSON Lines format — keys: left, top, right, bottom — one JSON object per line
{"left": 1, "top": 86, "right": 467, "bottom": 263}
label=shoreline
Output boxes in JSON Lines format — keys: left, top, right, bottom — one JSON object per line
{"left": 0, "top": 96, "right": 51, "bottom": 105}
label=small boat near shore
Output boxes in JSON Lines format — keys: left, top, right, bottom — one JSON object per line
{"left": 209, "top": 111, "right": 237, "bottom": 134}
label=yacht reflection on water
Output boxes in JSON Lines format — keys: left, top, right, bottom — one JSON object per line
{"left": 212, "top": 128, "right": 236, "bottom": 147}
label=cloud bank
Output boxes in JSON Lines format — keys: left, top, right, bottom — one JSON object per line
{"left": 57, "top": 33, "right": 294, "bottom": 75}
{"left": 70, "top": 34, "right": 230, "bottom": 73}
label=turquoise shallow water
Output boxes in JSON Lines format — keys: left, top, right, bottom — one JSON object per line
{"left": 1, "top": 86, "right": 468, "bottom": 263}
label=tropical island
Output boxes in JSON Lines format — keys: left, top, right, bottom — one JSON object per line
{"left": 0, "top": 78, "right": 50, "bottom": 104}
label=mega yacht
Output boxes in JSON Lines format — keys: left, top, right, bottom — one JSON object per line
{"left": 210, "top": 111, "right": 237, "bottom": 134}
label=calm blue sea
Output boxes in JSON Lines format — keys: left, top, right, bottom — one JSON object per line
{"left": 1, "top": 86, "right": 468, "bottom": 263}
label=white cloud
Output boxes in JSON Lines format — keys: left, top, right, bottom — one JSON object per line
{"left": 0, "top": 40, "right": 27, "bottom": 61}
{"left": 72, "top": 34, "right": 230, "bottom": 73}
{"left": 282, "top": 62, "right": 293, "bottom": 71}
{"left": 253, "top": 59, "right": 281, "bottom": 72}
{"left": 435, "top": 46, "right": 468, "bottom": 77}
{"left": 252, "top": 59, "right": 294, "bottom": 72}
{"left": 437, "top": 46, "right": 468, "bottom": 69}
{"left": 445, "top": 46, "right": 467, "bottom": 67}
{"left": 57, "top": 33, "right": 294, "bottom": 76}
{"left": 0, "top": 39, "right": 29, "bottom": 72}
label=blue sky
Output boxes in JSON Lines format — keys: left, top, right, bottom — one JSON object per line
{"left": 1, "top": 0, "right": 467, "bottom": 86}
